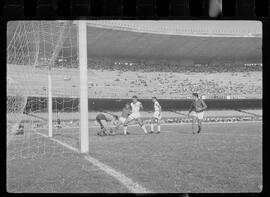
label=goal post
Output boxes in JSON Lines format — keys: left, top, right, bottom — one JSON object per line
{"left": 78, "top": 21, "right": 89, "bottom": 153}
{"left": 48, "top": 71, "right": 53, "bottom": 137}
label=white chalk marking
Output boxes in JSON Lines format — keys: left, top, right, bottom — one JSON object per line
{"left": 35, "top": 130, "right": 151, "bottom": 193}
{"left": 84, "top": 155, "right": 151, "bottom": 193}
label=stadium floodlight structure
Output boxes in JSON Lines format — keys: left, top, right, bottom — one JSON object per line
{"left": 7, "top": 21, "right": 89, "bottom": 156}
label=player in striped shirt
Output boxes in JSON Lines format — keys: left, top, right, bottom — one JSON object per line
{"left": 150, "top": 97, "right": 162, "bottom": 134}
{"left": 123, "top": 95, "right": 148, "bottom": 135}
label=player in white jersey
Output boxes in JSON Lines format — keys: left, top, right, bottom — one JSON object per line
{"left": 123, "top": 96, "right": 148, "bottom": 135}
{"left": 150, "top": 97, "right": 162, "bottom": 134}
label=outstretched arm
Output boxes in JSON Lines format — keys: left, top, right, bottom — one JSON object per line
{"left": 188, "top": 102, "right": 194, "bottom": 114}
{"left": 140, "top": 103, "right": 144, "bottom": 110}
{"left": 201, "top": 100, "right": 207, "bottom": 110}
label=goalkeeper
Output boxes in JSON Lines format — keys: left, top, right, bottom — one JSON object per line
{"left": 95, "top": 113, "right": 116, "bottom": 136}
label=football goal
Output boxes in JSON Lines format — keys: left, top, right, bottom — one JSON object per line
{"left": 7, "top": 21, "right": 89, "bottom": 160}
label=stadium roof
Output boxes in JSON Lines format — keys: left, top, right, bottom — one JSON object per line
{"left": 86, "top": 20, "right": 262, "bottom": 63}
{"left": 6, "top": 21, "right": 262, "bottom": 64}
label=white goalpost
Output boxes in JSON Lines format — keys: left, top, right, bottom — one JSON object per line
{"left": 45, "top": 21, "right": 89, "bottom": 152}
{"left": 48, "top": 72, "right": 53, "bottom": 137}
{"left": 78, "top": 21, "right": 89, "bottom": 153}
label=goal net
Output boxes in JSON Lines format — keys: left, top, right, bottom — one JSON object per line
{"left": 7, "top": 21, "right": 84, "bottom": 161}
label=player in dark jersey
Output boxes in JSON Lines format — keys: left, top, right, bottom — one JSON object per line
{"left": 188, "top": 93, "right": 207, "bottom": 134}
{"left": 56, "top": 111, "right": 62, "bottom": 128}
{"left": 113, "top": 103, "right": 132, "bottom": 135}
{"left": 95, "top": 113, "right": 115, "bottom": 136}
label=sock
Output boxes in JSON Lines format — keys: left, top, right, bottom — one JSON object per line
{"left": 123, "top": 126, "right": 127, "bottom": 135}
{"left": 150, "top": 124, "right": 154, "bottom": 132}
{"left": 157, "top": 125, "right": 161, "bottom": 132}
{"left": 142, "top": 125, "right": 147, "bottom": 133}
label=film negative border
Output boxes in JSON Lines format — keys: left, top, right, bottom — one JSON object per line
{"left": 2, "top": 0, "right": 270, "bottom": 18}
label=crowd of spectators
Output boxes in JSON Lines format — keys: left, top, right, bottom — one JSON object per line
{"left": 12, "top": 59, "right": 261, "bottom": 98}
{"left": 146, "top": 76, "right": 261, "bottom": 99}
{"left": 97, "top": 71, "right": 262, "bottom": 99}
{"left": 87, "top": 59, "right": 262, "bottom": 73}
{"left": 51, "top": 58, "right": 262, "bottom": 73}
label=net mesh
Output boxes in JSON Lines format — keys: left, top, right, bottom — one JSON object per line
{"left": 7, "top": 21, "right": 80, "bottom": 160}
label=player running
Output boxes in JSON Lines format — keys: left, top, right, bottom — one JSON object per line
{"left": 113, "top": 103, "right": 132, "bottom": 135}
{"left": 95, "top": 113, "right": 116, "bottom": 136}
{"left": 123, "top": 96, "right": 148, "bottom": 135}
{"left": 149, "top": 97, "right": 162, "bottom": 134}
{"left": 188, "top": 93, "right": 207, "bottom": 134}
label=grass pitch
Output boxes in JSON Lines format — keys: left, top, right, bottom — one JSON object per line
{"left": 7, "top": 122, "right": 262, "bottom": 193}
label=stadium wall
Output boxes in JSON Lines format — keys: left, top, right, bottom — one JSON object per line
{"left": 21, "top": 97, "right": 262, "bottom": 113}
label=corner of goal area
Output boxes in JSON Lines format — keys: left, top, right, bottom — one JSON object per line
{"left": 34, "top": 128, "right": 152, "bottom": 193}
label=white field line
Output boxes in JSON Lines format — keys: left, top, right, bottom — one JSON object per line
{"left": 84, "top": 155, "right": 151, "bottom": 193}
{"left": 34, "top": 131, "right": 152, "bottom": 193}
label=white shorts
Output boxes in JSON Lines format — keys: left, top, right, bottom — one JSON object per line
{"left": 153, "top": 111, "right": 162, "bottom": 120}
{"left": 119, "top": 117, "right": 126, "bottom": 124}
{"left": 129, "top": 112, "right": 141, "bottom": 119}
{"left": 190, "top": 111, "right": 204, "bottom": 120}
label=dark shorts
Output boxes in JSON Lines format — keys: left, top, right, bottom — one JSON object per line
{"left": 96, "top": 113, "right": 109, "bottom": 129}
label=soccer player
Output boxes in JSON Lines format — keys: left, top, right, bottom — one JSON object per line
{"left": 123, "top": 96, "right": 148, "bottom": 135}
{"left": 56, "top": 111, "right": 62, "bottom": 128}
{"left": 113, "top": 103, "right": 132, "bottom": 135}
{"left": 95, "top": 113, "right": 115, "bottom": 136}
{"left": 150, "top": 97, "right": 162, "bottom": 134}
{"left": 15, "top": 123, "right": 24, "bottom": 135}
{"left": 188, "top": 93, "right": 207, "bottom": 134}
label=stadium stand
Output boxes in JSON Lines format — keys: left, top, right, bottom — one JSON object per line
{"left": 8, "top": 61, "right": 262, "bottom": 99}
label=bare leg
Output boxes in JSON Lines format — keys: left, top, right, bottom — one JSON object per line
{"left": 150, "top": 117, "right": 156, "bottom": 133}
{"left": 137, "top": 118, "right": 148, "bottom": 134}
{"left": 156, "top": 119, "right": 161, "bottom": 133}
{"left": 123, "top": 117, "right": 133, "bottom": 135}
{"left": 197, "top": 119, "right": 202, "bottom": 133}
{"left": 192, "top": 117, "right": 196, "bottom": 134}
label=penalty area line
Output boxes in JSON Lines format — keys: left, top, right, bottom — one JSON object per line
{"left": 84, "top": 155, "right": 151, "bottom": 193}
{"left": 34, "top": 130, "right": 151, "bottom": 193}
